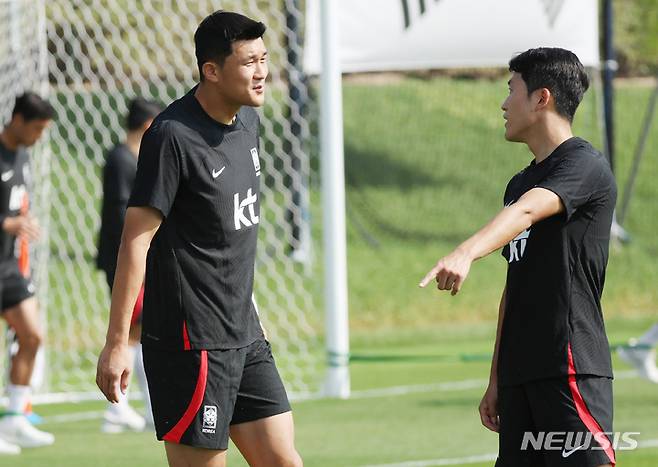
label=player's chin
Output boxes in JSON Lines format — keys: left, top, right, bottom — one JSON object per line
{"left": 503, "top": 127, "right": 519, "bottom": 142}
{"left": 246, "top": 91, "right": 265, "bottom": 107}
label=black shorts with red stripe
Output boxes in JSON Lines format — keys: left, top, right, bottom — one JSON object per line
{"left": 143, "top": 336, "right": 291, "bottom": 450}
{"left": 496, "top": 375, "right": 615, "bottom": 467}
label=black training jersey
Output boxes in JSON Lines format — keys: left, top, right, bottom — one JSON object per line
{"left": 498, "top": 137, "right": 616, "bottom": 386}
{"left": 97, "top": 143, "right": 137, "bottom": 276}
{"left": 129, "top": 87, "right": 262, "bottom": 351}
{"left": 0, "top": 140, "right": 30, "bottom": 264}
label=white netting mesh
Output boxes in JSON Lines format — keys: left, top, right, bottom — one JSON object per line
{"left": 1, "top": 0, "right": 321, "bottom": 400}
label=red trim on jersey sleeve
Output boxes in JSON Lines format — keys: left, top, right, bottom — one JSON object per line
{"left": 182, "top": 321, "right": 191, "bottom": 350}
{"left": 567, "top": 344, "right": 616, "bottom": 465}
{"left": 162, "top": 350, "right": 208, "bottom": 444}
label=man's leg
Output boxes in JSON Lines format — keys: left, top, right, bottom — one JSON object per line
{"left": 164, "top": 442, "right": 226, "bottom": 467}
{"left": 3, "top": 298, "right": 41, "bottom": 387}
{"left": 230, "top": 411, "right": 302, "bottom": 467}
{"left": 0, "top": 297, "right": 54, "bottom": 447}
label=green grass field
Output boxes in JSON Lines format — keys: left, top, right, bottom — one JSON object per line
{"left": 9, "top": 316, "right": 658, "bottom": 466}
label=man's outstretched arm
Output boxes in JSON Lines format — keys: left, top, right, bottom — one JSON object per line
{"left": 419, "top": 187, "right": 563, "bottom": 294}
{"left": 96, "top": 206, "right": 162, "bottom": 402}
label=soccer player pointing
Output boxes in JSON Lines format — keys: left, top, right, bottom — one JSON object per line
{"left": 96, "top": 11, "right": 302, "bottom": 467}
{"left": 421, "top": 48, "right": 616, "bottom": 467}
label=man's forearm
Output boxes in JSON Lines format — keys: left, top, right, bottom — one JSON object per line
{"left": 457, "top": 205, "right": 533, "bottom": 262}
{"left": 105, "top": 240, "right": 149, "bottom": 345}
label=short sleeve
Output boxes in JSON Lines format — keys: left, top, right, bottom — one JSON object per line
{"left": 536, "top": 154, "right": 603, "bottom": 221}
{"left": 128, "top": 122, "right": 180, "bottom": 217}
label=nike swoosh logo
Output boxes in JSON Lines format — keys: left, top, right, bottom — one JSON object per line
{"left": 1, "top": 170, "right": 14, "bottom": 182}
{"left": 562, "top": 444, "right": 587, "bottom": 458}
{"left": 212, "top": 167, "right": 225, "bottom": 179}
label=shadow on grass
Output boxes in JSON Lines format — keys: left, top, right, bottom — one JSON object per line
{"left": 344, "top": 143, "right": 470, "bottom": 245}
{"left": 345, "top": 143, "right": 462, "bottom": 190}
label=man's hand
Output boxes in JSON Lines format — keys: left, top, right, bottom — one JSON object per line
{"left": 96, "top": 341, "right": 132, "bottom": 403}
{"left": 479, "top": 382, "right": 500, "bottom": 432}
{"left": 2, "top": 215, "right": 40, "bottom": 241}
{"left": 419, "top": 247, "right": 473, "bottom": 295}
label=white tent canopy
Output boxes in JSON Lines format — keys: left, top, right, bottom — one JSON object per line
{"left": 304, "top": 0, "right": 599, "bottom": 74}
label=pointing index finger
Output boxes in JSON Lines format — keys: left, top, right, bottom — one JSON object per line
{"left": 419, "top": 266, "right": 438, "bottom": 288}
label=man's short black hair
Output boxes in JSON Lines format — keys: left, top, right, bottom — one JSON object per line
{"left": 126, "top": 98, "right": 162, "bottom": 131}
{"left": 509, "top": 47, "right": 589, "bottom": 122}
{"left": 12, "top": 92, "right": 55, "bottom": 122}
{"left": 194, "top": 10, "right": 266, "bottom": 79}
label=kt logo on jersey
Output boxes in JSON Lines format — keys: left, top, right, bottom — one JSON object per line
{"left": 234, "top": 188, "right": 259, "bottom": 230}
{"left": 508, "top": 228, "right": 531, "bottom": 263}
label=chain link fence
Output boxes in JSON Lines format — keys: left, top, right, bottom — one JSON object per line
{"left": 1, "top": 0, "right": 322, "bottom": 401}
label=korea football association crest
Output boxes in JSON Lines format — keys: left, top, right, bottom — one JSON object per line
{"left": 202, "top": 405, "right": 217, "bottom": 434}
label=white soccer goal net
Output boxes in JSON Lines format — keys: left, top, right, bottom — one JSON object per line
{"left": 1, "top": 0, "right": 321, "bottom": 401}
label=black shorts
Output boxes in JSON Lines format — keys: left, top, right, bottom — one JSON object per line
{"left": 0, "top": 262, "right": 35, "bottom": 311}
{"left": 496, "top": 375, "right": 615, "bottom": 467}
{"left": 143, "top": 337, "right": 291, "bottom": 450}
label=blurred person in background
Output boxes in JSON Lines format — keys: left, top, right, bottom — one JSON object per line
{"left": 97, "top": 97, "right": 162, "bottom": 433}
{"left": 618, "top": 323, "right": 658, "bottom": 383}
{"left": 0, "top": 92, "right": 55, "bottom": 454}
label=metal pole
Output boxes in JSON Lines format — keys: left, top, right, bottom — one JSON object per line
{"left": 320, "top": 0, "right": 350, "bottom": 399}
{"left": 602, "top": 0, "right": 616, "bottom": 171}
{"left": 601, "top": 0, "right": 629, "bottom": 242}
{"left": 618, "top": 79, "right": 658, "bottom": 225}
{"left": 284, "top": 0, "right": 311, "bottom": 263}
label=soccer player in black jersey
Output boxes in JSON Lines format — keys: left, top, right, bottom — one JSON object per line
{"left": 97, "top": 98, "right": 162, "bottom": 433}
{"left": 0, "top": 92, "right": 55, "bottom": 453}
{"left": 96, "top": 11, "right": 302, "bottom": 467}
{"left": 420, "top": 48, "right": 616, "bottom": 467}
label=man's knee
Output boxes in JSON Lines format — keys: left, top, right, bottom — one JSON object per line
{"left": 266, "top": 451, "right": 303, "bottom": 467}
{"left": 286, "top": 451, "right": 303, "bottom": 467}
{"left": 19, "top": 329, "right": 43, "bottom": 352}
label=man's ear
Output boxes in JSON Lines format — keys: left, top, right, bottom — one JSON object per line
{"left": 201, "top": 62, "right": 221, "bottom": 83}
{"left": 12, "top": 113, "right": 26, "bottom": 127}
{"left": 535, "top": 88, "right": 552, "bottom": 110}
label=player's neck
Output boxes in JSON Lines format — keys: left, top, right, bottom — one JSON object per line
{"left": 195, "top": 83, "right": 239, "bottom": 126}
{"left": 526, "top": 118, "right": 574, "bottom": 164}
{"left": 0, "top": 128, "right": 19, "bottom": 152}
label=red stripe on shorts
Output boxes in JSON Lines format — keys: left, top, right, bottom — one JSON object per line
{"left": 567, "top": 344, "right": 616, "bottom": 466}
{"left": 182, "top": 321, "right": 191, "bottom": 350}
{"left": 162, "top": 350, "right": 208, "bottom": 444}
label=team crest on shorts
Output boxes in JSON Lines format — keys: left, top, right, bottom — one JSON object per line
{"left": 202, "top": 405, "right": 217, "bottom": 434}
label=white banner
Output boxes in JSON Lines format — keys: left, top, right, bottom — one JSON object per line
{"left": 304, "top": 0, "right": 599, "bottom": 73}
